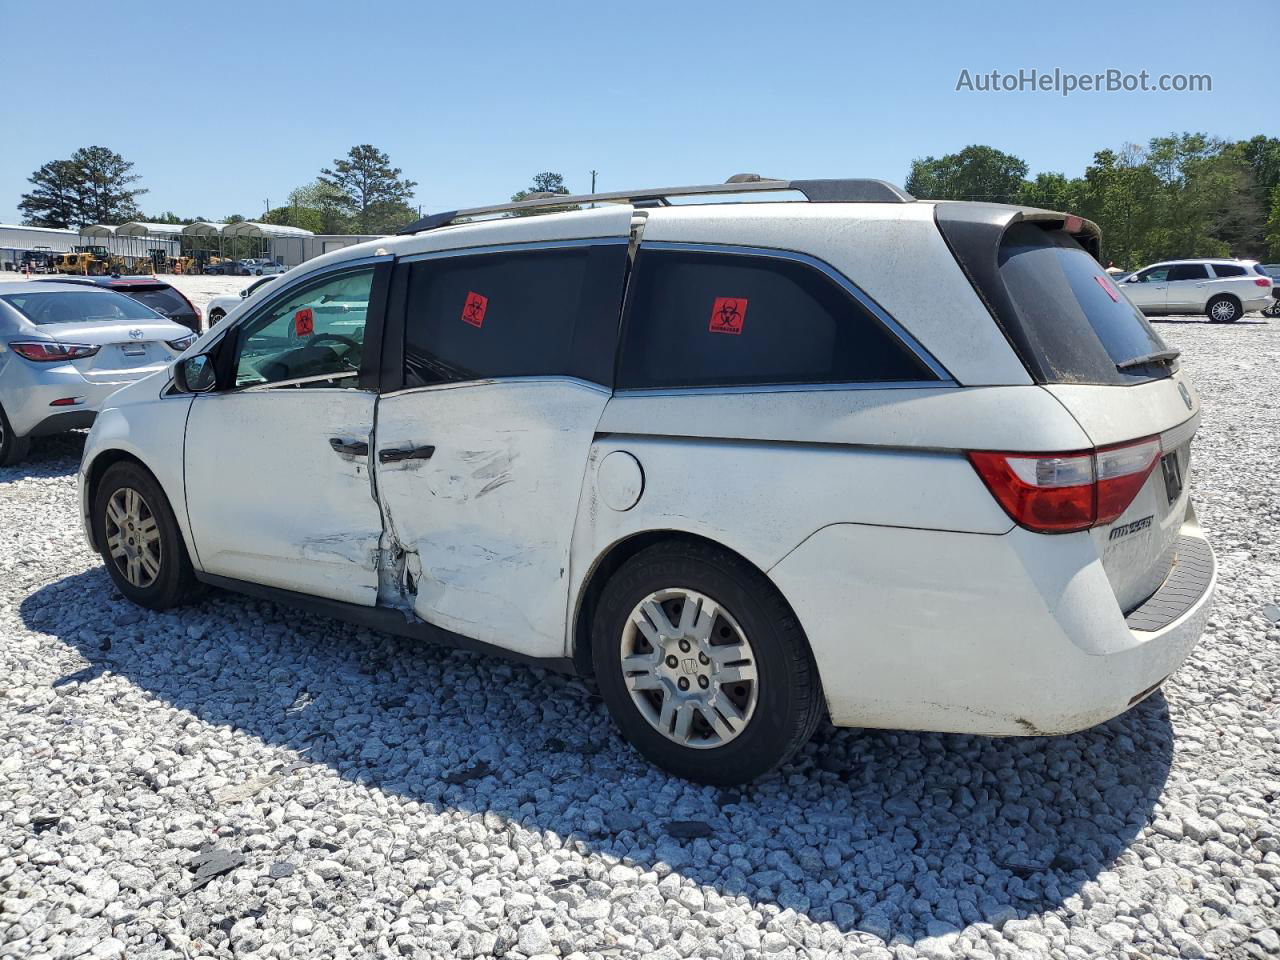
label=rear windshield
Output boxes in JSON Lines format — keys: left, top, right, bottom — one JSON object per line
{"left": 121, "top": 286, "right": 192, "bottom": 317}
{"left": 0, "top": 289, "right": 162, "bottom": 325}
{"left": 996, "top": 224, "right": 1172, "bottom": 384}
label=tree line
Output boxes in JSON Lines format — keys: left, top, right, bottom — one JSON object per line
{"left": 18, "top": 144, "right": 576, "bottom": 237}
{"left": 24, "top": 133, "right": 1277, "bottom": 269}
{"left": 906, "top": 134, "right": 1280, "bottom": 268}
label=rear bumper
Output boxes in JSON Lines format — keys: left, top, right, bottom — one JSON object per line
{"left": 0, "top": 362, "right": 142, "bottom": 437}
{"left": 1243, "top": 295, "right": 1272, "bottom": 312}
{"left": 769, "top": 505, "right": 1214, "bottom": 736}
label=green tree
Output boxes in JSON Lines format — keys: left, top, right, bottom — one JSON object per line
{"left": 1076, "top": 145, "right": 1162, "bottom": 269}
{"left": 1017, "top": 172, "right": 1083, "bottom": 212}
{"left": 18, "top": 159, "right": 83, "bottom": 227}
{"left": 319, "top": 144, "right": 417, "bottom": 233}
{"left": 69, "top": 146, "right": 146, "bottom": 225}
{"left": 509, "top": 171, "right": 578, "bottom": 216}
{"left": 1266, "top": 186, "right": 1280, "bottom": 260}
{"left": 905, "top": 145, "right": 1028, "bottom": 203}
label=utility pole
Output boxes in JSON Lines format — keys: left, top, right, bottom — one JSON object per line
{"left": 590, "top": 170, "right": 598, "bottom": 193}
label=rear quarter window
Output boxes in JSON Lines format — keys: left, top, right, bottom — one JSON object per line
{"left": 1210, "top": 263, "right": 1246, "bottom": 278}
{"left": 617, "top": 248, "right": 936, "bottom": 389}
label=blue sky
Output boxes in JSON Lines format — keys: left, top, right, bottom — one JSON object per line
{"left": 0, "top": 0, "right": 1271, "bottom": 223}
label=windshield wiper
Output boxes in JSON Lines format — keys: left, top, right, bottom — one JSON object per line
{"left": 1116, "top": 349, "right": 1181, "bottom": 370}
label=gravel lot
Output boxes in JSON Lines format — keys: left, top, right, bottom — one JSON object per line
{"left": 1, "top": 308, "right": 1278, "bottom": 960}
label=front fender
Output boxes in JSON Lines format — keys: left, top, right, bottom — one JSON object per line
{"left": 80, "top": 390, "right": 198, "bottom": 566}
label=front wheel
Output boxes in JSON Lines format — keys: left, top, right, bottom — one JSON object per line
{"left": 1207, "top": 295, "right": 1241, "bottom": 323}
{"left": 592, "top": 540, "right": 823, "bottom": 784}
{"left": 92, "top": 461, "right": 201, "bottom": 609}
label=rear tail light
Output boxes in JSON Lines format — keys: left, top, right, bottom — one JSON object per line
{"left": 9, "top": 341, "right": 101, "bottom": 362}
{"left": 166, "top": 334, "right": 197, "bottom": 351}
{"left": 1255, "top": 277, "right": 1272, "bottom": 287}
{"left": 968, "top": 436, "right": 1162, "bottom": 533}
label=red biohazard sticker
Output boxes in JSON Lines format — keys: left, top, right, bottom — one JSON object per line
{"left": 1094, "top": 274, "right": 1121, "bottom": 303}
{"left": 709, "top": 297, "right": 747, "bottom": 335}
{"left": 462, "top": 291, "right": 488, "bottom": 328}
{"left": 293, "top": 307, "right": 314, "bottom": 337}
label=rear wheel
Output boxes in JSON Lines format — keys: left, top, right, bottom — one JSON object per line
{"left": 1207, "top": 295, "right": 1241, "bottom": 323}
{"left": 592, "top": 540, "right": 822, "bottom": 784}
{"left": 93, "top": 461, "right": 201, "bottom": 609}
{"left": 0, "top": 403, "right": 31, "bottom": 466}
{"left": 209, "top": 308, "right": 226, "bottom": 324}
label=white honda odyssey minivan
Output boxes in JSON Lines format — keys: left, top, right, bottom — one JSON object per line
{"left": 78, "top": 177, "right": 1216, "bottom": 784}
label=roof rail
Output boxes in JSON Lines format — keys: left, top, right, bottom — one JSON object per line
{"left": 397, "top": 176, "right": 915, "bottom": 235}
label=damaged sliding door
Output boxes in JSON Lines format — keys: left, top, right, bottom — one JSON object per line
{"left": 373, "top": 209, "right": 634, "bottom": 658}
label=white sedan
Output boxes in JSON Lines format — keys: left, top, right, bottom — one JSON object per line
{"left": 205, "top": 275, "right": 279, "bottom": 328}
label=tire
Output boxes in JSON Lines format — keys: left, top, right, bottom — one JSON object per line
{"left": 92, "top": 461, "right": 201, "bottom": 609}
{"left": 209, "top": 308, "right": 225, "bottom": 324}
{"left": 592, "top": 540, "right": 823, "bottom": 785}
{"left": 1207, "top": 295, "right": 1241, "bottom": 324}
{"left": 0, "top": 403, "right": 31, "bottom": 466}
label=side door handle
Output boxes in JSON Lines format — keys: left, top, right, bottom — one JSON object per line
{"left": 378, "top": 444, "right": 435, "bottom": 464}
{"left": 328, "top": 437, "right": 369, "bottom": 457}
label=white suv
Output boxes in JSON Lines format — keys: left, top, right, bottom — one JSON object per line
{"left": 1119, "top": 258, "right": 1273, "bottom": 322}
{"left": 77, "top": 178, "right": 1216, "bottom": 784}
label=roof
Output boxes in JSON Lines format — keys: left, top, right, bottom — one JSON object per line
{"left": 221, "top": 221, "right": 314, "bottom": 238}
{"left": 0, "top": 223, "right": 79, "bottom": 236}
{"left": 80, "top": 225, "right": 117, "bottom": 238}
{"left": 399, "top": 176, "right": 915, "bottom": 234}
{"left": 31, "top": 275, "right": 171, "bottom": 288}
{"left": 115, "top": 222, "right": 185, "bottom": 237}
{"left": 182, "top": 221, "right": 227, "bottom": 237}
{"left": 0, "top": 279, "right": 113, "bottom": 293}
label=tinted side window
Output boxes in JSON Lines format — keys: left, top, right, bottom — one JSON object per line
{"left": 1211, "top": 263, "right": 1246, "bottom": 278}
{"left": 1137, "top": 267, "right": 1170, "bottom": 282}
{"left": 617, "top": 248, "right": 935, "bottom": 389}
{"left": 1168, "top": 264, "right": 1209, "bottom": 281}
{"left": 402, "top": 243, "right": 627, "bottom": 388}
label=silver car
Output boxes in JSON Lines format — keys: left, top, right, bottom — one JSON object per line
{"left": 0, "top": 281, "right": 195, "bottom": 465}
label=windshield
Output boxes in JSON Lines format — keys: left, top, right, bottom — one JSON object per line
{"left": 996, "top": 223, "right": 1172, "bottom": 384}
{"left": 0, "top": 289, "right": 163, "bottom": 325}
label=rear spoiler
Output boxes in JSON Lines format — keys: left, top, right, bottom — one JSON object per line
{"left": 933, "top": 201, "right": 1102, "bottom": 263}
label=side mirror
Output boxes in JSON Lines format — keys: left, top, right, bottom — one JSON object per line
{"left": 240, "top": 288, "right": 250, "bottom": 298}
{"left": 175, "top": 354, "right": 217, "bottom": 393}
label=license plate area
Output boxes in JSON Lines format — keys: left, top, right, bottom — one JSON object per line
{"left": 1160, "top": 451, "right": 1184, "bottom": 504}
{"left": 119, "top": 343, "right": 147, "bottom": 358}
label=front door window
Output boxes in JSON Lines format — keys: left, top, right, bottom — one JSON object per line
{"left": 233, "top": 269, "right": 374, "bottom": 387}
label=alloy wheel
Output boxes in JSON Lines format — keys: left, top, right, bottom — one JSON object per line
{"left": 619, "top": 588, "right": 759, "bottom": 749}
{"left": 105, "top": 487, "right": 162, "bottom": 588}
{"left": 1210, "top": 300, "right": 1237, "bottom": 322}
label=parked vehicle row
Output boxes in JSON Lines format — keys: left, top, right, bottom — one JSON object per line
{"left": 203, "top": 257, "right": 286, "bottom": 277}
{"left": 64, "top": 178, "right": 1217, "bottom": 784}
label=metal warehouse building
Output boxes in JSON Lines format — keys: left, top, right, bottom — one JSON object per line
{"left": 0, "top": 223, "right": 80, "bottom": 267}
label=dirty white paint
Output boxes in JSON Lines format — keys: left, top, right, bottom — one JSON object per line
{"left": 184, "top": 388, "right": 382, "bottom": 605}
{"left": 374, "top": 378, "right": 610, "bottom": 658}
